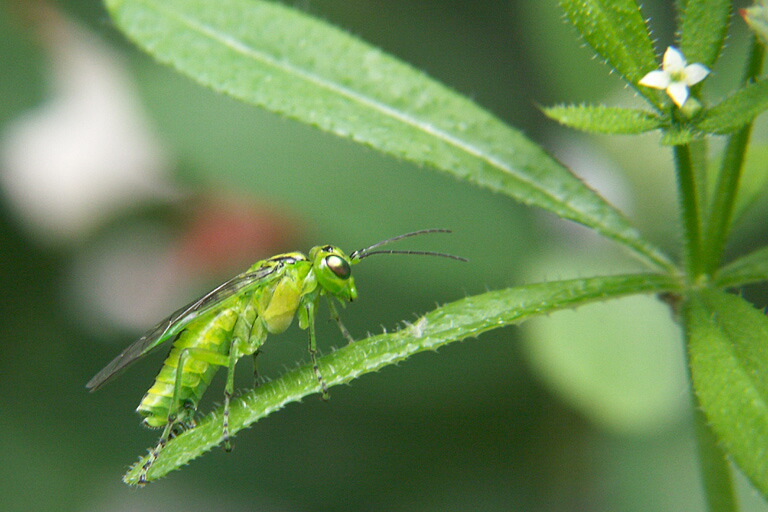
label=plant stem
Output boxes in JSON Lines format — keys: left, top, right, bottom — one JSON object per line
{"left": 703, "top": 37, "right": 765, "bottom": 274}
{"left": 675, "top": 143, "right": 704, "bottom": 278}
{"left": 689, "top": 139, "right": 709, "bottom": 218}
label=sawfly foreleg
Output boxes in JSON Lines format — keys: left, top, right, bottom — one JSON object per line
{"left": 326, "top": 298, "right": 354, "bottom": 345}
{"left": 304, "top": 300, "right": 329, "bottom": 400}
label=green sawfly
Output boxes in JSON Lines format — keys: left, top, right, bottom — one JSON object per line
{"left": 87, "top": 229, "right": 465, "bottom": 483}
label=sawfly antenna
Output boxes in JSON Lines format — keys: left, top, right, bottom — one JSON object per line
{"left": 350, "top": 229, "right": 467, "bottom": 262}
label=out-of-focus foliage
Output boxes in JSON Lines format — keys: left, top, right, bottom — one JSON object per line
{"left": 2, "top": 0, "right": 768, "bottom": 511}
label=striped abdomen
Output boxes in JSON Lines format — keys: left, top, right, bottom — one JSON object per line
{"left": 137, "top": 306, "right": 241, "bottom": 428}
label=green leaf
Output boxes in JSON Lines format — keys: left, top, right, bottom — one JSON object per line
{"left": 678, "top": 0, "right": 732, "bottom": 68}
{"left": 104, "top": 0, "right": 674, "bottom": 272}
{"left": 697, "top": 79, "right": 768, "bottom": 134}
{"left": 715, "top": 245, "right": 768, "bottom": 287}
{"left": 543, "top": 104, "right": 663, "bottom": 134}
{"left": 686, "top": 289, "right": 768, "bottom": 499}
{"left": 559, "top": 0, "right": 662, "bottom": 106}
{"left": 743, "top": 1, "right": 768, "bottom": 47}
{"left": 661, "top": 125, "right": 697, "bottom": 146}
{"left": 123, "top": 272, "right": 682, "bottom": 484}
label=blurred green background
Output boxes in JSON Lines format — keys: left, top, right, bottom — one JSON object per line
{"left": 1, "top": 0, "right": 767, "bottom": 510}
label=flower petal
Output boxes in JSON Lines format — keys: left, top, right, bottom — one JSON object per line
{"left": 667, "top": 81, "right": 690, "bottom": 107}
{"left": 639, "top": 70, "right": 671, "bottom": 89}
{"left": 684, "top": 63, "right": 710, "bottom": 86}
{"left": 663, "top": 47, "right": 686, "bottom": 73}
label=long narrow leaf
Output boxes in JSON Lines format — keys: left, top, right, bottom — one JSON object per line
{"left": 543, "top": 104, "right": 663, "bottom": 134}
{"left": 686, "top": 289, "right": 768, "bottom": 499}
{"left": 678, "top": 0, "right": 731, "bottom": 68}
{"left": 123, "top": 272, "right": 682, "bottom": 484}
{"left": 714, "top": 245, "right": 768, "bottom": 287}
{"left": 104, "top": 0, "right": 674, "bottom": 272}
{"left": 559, "top": 0, "right": 662, "bottom": 107}
{"left": 697, "top": 79, "right": 768, "bottom": 135}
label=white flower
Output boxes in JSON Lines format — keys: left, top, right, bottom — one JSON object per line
{"left": 639, "top": 47, "right": 710, "bottom": 107}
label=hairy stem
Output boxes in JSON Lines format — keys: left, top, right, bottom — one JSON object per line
{"left": 703, "top": 37, "right": 765, "bottom": 274}
{"left": 674, "top": 144, "right": 704, "bottom": 278}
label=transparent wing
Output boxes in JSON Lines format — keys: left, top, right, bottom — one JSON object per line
{"left": 86, "top": 265, "right": 279, "bottom": 391}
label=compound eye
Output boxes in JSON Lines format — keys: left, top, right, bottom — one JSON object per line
{"left": 325, "top": 255, "right": 351, "bottom": 279}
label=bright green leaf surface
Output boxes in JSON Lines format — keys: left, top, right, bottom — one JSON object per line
{"left": 715, "top": 245, "right": 768, "bottom": 287}
{"left": 698, "top": 79, "right": 768, "bottom": 135}
{"left": 678, "top": 0, "right": 731, "bottom": 68}
{"left": 686, "top": 289, "right": 768, "bottom": 499}
{"left": 124, "top": 272, "right": 682, "bottom": 484}
{"left": 559, "top": 0, "right": 662, "bottom": 106}
{"left": 543, "top": 104, "right": 663, "bottom": 134}
{"left": 103, "top": 0, "right": 674, "bottom": 272}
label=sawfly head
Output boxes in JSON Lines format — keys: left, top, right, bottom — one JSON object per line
{"left": 309, "top": 245, "right": 359, "bottom": 302}
{"left": 310, "top": 229, "right": 465, "bottom": 303}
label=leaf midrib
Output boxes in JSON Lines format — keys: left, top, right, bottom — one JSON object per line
{"left": 137, "top": 0, "right": 573, "bottom": 205}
